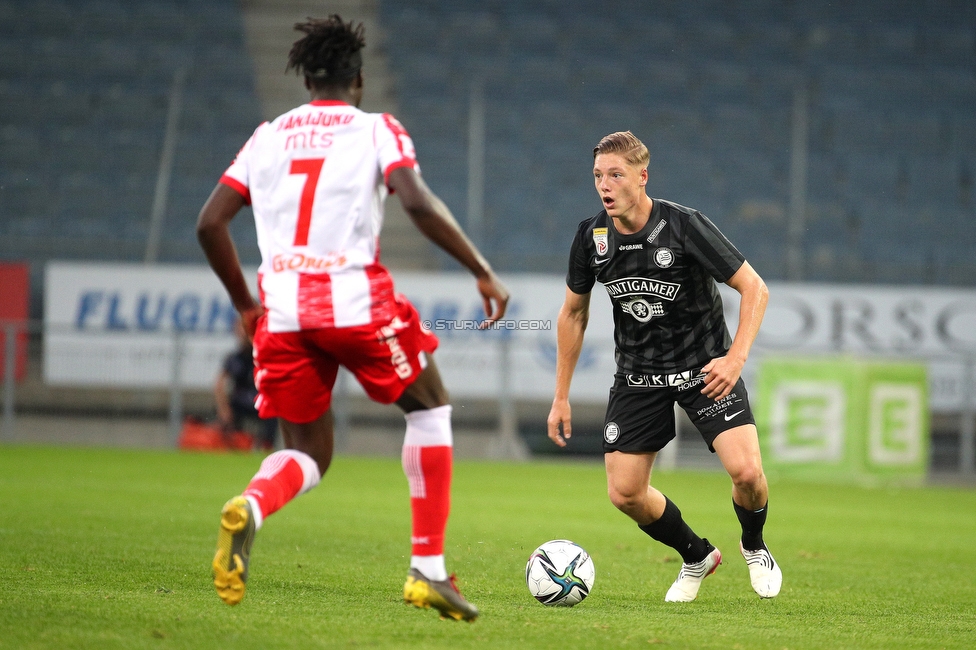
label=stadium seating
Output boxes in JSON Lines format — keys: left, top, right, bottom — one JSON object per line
{"left": 2, "top": 1, "right": 974, "bottom": 286}
{"left": 378, "top": 0, "right": 976, "bottom": 285}
{"left": 0, "top": 0, "right": 262, "bottom": 269}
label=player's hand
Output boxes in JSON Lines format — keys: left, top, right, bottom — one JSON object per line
{"left": 477, "top": 271, "right": 510, "bottom": 328}
{"left": 239, "top": 304, "right": 265, "bottom": 341}
{"left": 701, "top": 355, "right": 744, "bottom": 400}
{"left": 547, "top": 399, "right": 572, "bottom": 447}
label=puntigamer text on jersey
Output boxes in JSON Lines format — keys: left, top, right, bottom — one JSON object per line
{"left": 604, "top": 277, "right": 680, "bottom": 301}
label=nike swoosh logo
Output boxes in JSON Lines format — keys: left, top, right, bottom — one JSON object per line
{"left": 594, "top": 258, "right": 609, "bottom": 265}
{"left": 724, "top": 409, "right": 745, "bottom": 421}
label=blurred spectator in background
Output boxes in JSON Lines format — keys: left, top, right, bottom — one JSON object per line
{"left": 214, "top": 318, "right": 277, "bottom": 452}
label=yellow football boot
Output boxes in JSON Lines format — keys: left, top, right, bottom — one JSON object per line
{"left": 404, "top": 568, "right": 479, "bottom": 621}
{"left": 212, "top": 496, "right": 256, "bottom": 605}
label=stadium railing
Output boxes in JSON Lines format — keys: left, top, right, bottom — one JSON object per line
{"left": 1, "top": 318, "right": 975, "bottom": 476}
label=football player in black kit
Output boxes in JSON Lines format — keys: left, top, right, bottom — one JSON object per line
{"left": 547, "top": 131, "right": 781, "bottom": 602}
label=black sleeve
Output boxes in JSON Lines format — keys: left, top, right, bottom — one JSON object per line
{"left": 565, "top": 223, "right": 595, "bottom": 294}
{"left": 684, "top": 211, "right": 745, "bottom": 282}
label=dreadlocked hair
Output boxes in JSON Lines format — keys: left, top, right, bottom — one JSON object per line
{"left": 287, "top": 15, "right": 365, "bottom": 88}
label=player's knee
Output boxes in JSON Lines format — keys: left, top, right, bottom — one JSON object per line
{"left": 607, "top": 484, "right": 641, "bottom": 514}
{"left": 729, "top": 461, "right": 764, "bottom": 491}
{"left": 283, "top": 446, "right": 330, "bottom": 478}
{"left": 397, "top": 374, "right": 449, "bottom": 411}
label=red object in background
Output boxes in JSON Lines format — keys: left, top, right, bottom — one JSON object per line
{"left": 178, "top": 417, "right": 254, "bottom": 452}
{"left": 0, "top": 262, "right": 29, "bottom": 382}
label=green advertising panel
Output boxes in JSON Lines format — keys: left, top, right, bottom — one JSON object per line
{"left": 756, "top": 357, "right": 928, "bottom": 484}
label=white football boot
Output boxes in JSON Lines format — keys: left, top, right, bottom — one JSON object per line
{"left": 664, "top": 544, "right": 722, "bottom": 602}
{"left": 740, "top": 542, "right": 783, "bottom": 598}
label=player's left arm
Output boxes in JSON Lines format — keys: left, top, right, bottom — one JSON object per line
{"left": 196, "top": 183, "right": 264, "bottom": 338}
{"left": 701, "top": 261, "right": 769, "bottom": 400}
{"left": 388, "top": 166, "right": 509, "bottom": 325}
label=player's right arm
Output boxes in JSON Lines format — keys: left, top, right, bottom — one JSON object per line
{"left": 196, "top": 183, "right": 264, "bottom": 337}
{"left": 547, "top": 287, "right": 591, "bottom": 447}
{"left": 387, "top": 166, "right": 509, "bottom": 325}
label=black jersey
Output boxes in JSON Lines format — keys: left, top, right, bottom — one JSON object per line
{"left": 566, "top": 199, "right": 745, "bottom": 374}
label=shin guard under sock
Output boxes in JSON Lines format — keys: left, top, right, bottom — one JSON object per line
{"left": 638, "top": 496, "right": 710, "bottom": 563}
{"left": 734, "top": 499, "right": 768, "bottom": 551}
{"left": 242, "top": 449, "right": 321, "bottom": 527}
{"left": 402, "top": 405, "right": 453, "bottom": 561}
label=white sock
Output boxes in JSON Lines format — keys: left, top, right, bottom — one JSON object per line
{"left": 245, "top": 495, "right": 264, "bottom": 531}
{"left": 411, "top": 554, "right": 447, "bottom": 581}
{"left": 403, "top": 404, "right": 453, "bottom": 446}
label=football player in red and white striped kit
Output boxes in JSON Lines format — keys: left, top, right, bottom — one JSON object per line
{"left": 197, "top": 16, "right": 508, "bottom": 621}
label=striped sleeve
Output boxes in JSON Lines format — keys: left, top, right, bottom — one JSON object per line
{"left": 219, "top": 124, "right": 263, "bottom": 205}
{"left": 684, "top": 212, "right": 745, "bottom": 282}
{"left": 376, "top": 113, "right": 419, "bottom": 188}
{"left": 566, "top": 222, "right": 596, "bottom": 294}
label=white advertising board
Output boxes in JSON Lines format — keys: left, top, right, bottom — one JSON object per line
{"left": 750, "top": 283, "right": 976, "bottom": 355}
{"left": 42, "top": 264, "right": 618, "bottom": 400}
{"left": 744, "top": 283, "right": 976, "bottom": 410}
{"left": 44, "top": 263, "right": 257, "bottom": 389}
{"left": 393, "top": 272, "right": 615, "bottom": 401}
{"left": 44, "top": 263, "right": 976, "bottom": 408}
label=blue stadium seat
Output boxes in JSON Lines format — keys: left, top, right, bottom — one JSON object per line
{"left": 827, "top": 108, "right": 888, "bottom": 154}
{"left": 844, "top": 154, "right": 902, "bottom": 202}
{"left": 743, "top": 21, "right": 798, "bottom": 62}
{"left": 720, "top": 149, "right": 787, "bottom": 205}
{"left": 707, "top": 104, "right": 777, "bottom": 153}
{"left": 0, "top": 0, "right": 261, "bottom": 264}
{"left": 642, "top": 105, "right": 708, "bottom": 151}
{"left": 905, "top": 156, "right": 965, "bottom": 208}
{"left": 806, "top": 153, "right": 847, "bottom": 204}
{"left": 690, "top": 21, "right": 741, "bottom": 61}
{"left": 507, "top": 12, "right": 561, "bottom": 58}
{"left": 632, "top": 59, "right": 694, "bottom": 107}
{"left": 922, "top": 25, "right": 976, "bottom": 65}
{"left": 365, "top": 2, "right": 976, "bottom": 282}
{"left": 696, "top": 62, "right": 755, "bottom": 106}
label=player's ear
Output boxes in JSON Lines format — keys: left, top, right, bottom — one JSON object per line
{"left": 639, "top": 167, "right": 648, "bottom": 187}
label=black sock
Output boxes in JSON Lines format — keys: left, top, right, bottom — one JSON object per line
{"left": 638, "top": 497, "right": 710, "bottom": 563}
{"left": 734, "top": 499, "right": 768, "bottom": 551}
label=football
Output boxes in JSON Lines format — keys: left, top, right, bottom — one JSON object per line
{"left": 525, "top": 539, "right": 595, "bottom": 606}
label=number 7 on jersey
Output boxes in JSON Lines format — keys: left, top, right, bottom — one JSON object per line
{"left": 289, "top": 157, "right": 325, "bottom": 246}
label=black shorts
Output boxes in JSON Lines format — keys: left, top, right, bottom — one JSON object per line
{"left": 602, "top": 368, "right": 756, "bottom": 454}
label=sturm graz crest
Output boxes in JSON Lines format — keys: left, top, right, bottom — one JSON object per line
{"left": 654, "top": 247, "right": 675, "bottom": 268}
{"left": 620, "top": 298, "right": 665, "bottom": 323}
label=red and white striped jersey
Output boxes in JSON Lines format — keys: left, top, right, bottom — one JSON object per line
{"left": 220, "top": 99, "right": 419, "bottom": 332}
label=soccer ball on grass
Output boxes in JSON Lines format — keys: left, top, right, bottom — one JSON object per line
{"left": 525, "top": 539, "right": 595, "bottom": 606}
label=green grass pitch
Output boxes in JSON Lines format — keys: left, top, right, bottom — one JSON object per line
{"left": 1, "top": 444, "right": 974, "bottom": 649}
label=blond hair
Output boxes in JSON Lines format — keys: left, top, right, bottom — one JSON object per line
{"left": 593, "top": 131, "right": 649, "bottom": 168}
